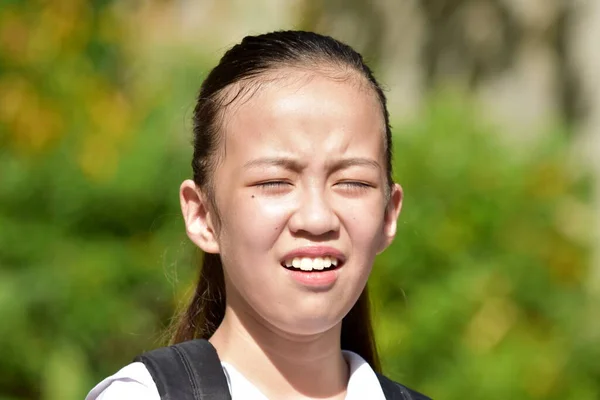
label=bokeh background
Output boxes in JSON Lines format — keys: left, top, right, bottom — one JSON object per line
{"left": 1, "top": 1, "right": 599, "bottom": 399}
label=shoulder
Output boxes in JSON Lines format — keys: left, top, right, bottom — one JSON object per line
{"left": 85, "top": 362, "right": 160, "bottom": 400}
{"left": 375, "top": 372, "right": 432, "bottom": 400}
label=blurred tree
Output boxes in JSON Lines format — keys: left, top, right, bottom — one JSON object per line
{"left": 298, "top": 0, "right": 584, "bottom": 128}
{"left": 0, "top": 1, "right": 202, "bottom": 398}
{"left": 0, "top": 1, "right": 598, "bottom": 399}
{"left": 370, "top": 93, "right": 598, "bottom": 399}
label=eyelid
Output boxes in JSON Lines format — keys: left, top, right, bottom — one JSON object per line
{"left": 254, "top": 180, "right": 293, "bottom": 190}
{"left": 336, "top": 180, "right": 374, "bottom": 188}
{"left": 258, "top": 181, "right": 289, "bottom": 186}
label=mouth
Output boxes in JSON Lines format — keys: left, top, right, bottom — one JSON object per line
{"left": 280, "top": 247, "right": 345, "bottom": 287}
{"left": 281, "top": 256, "right": 343, "bottom": 272}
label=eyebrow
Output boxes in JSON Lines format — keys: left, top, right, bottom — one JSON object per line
{"left": 243, "top": 157, "right": 305, "bottom": 171}
{"left": 242, "top": 157, "right": 381, "bottom": 171}
{"left": 329, "top": 157, "right": 381, "bottom": 171}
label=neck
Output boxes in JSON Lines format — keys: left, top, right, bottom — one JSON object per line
{"left": 209, "top": 305, "right": 349, "bottom": 400}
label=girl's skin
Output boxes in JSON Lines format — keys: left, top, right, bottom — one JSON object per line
{"left": 180, "top": 68, "right": 403, "bottom": 400}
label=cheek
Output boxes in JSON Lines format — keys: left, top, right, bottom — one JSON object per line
{"left": 340, "top": 198, "right": 386, "bottom": 246}
{"left": 221, "top": 193, "right": 293, "bottom": 252}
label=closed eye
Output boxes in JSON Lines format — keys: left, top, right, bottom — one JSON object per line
{"left": 254, "top": 181, "right": 294, "bottom": 194}
{"left": 257, "top": 181, "right": 291, "bottom": 188}
{"left": 335, "top": 181, "right": 374, "bottom": 194}
{"left": 336, "top": 181, "right": 373, "bottom": 188}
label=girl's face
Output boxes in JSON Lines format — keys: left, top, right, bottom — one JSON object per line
{"left": 183, "top": 69, "right": 402, "bottom": 336}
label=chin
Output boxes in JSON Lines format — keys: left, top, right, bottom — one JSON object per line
{"left": 266, "top": 304, "right": 348, "bottom": 337}
{"left": 277, "top": 316, "right": 342, "bottom": 337}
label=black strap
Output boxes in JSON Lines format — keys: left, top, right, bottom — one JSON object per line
{"left": 134, "top": 339, "right": 232, "bottom": 400}
{"left": 376, "top": 372, "right": 432, "bottom": 400}
{"left": 134, "top": 339, "right": 430, "bottom": 400}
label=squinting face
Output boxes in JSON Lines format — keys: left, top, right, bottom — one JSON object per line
{"left": 188, "top": 69, "right": 402, "bottom": 336}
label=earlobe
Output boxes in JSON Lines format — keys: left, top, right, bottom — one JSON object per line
{"left": 180, "top": 179, "right": 220, "bottom": 254}
{"left": 377, "top": 183, "right": 403, "bottom": 254}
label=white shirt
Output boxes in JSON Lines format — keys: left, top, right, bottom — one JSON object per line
{"left": 86, "top": 350, "right": 386, "bottom": 400}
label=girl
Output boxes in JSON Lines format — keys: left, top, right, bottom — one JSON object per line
{"left": 87, "top": 30, "right": 429, "bottom": 400}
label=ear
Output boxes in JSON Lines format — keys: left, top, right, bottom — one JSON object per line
{"left": 377, "top": 183, "right": 403, "bottom": 254}
{"left": 180, "top": 179, "right": 220, "bottom": 254}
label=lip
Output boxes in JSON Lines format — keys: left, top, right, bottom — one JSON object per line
{"left": 281, "top": 246, "right": 346, "bottom": 264}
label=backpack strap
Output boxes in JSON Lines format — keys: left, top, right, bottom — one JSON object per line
{"left": 134, "top": 339, "right": 232, "bottom": 400}
{"left": 376, "top": 372, "right": 432, "bottom": 400}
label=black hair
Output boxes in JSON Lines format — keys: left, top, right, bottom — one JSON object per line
{"left": 171, "top": 30, "right": 394, "bottom": 372}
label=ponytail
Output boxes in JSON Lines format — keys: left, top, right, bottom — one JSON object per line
{"left": 170, "top": 253, "right": 226, "bottom": 343}
{"left": 170, "top": 252, "right": 381, "bottom": 372}
{"left": 341, "top": 287, "right": 382, "bottom": 372}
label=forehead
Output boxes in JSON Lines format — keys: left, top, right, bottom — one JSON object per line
{"left": 219, "top": 68, "right": 386, "bottom": 163}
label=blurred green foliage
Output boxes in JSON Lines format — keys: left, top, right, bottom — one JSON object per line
{"left": 0, "top": 1, "right": 598, "bottom": 400}
{"left": 372, "top": 95, "right": 598, "bottom": 399}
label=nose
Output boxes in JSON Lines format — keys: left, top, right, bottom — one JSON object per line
{"left": 288, "top": 185, "right": 340, "bottom": 237}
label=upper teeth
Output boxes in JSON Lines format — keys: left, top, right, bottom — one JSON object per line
{"left": 284, "top": 257, "right": 339, "bottom": 271}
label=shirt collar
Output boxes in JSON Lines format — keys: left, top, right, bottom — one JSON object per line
{"left": 343, "top": 350, "right": 386, "bottom": 400}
